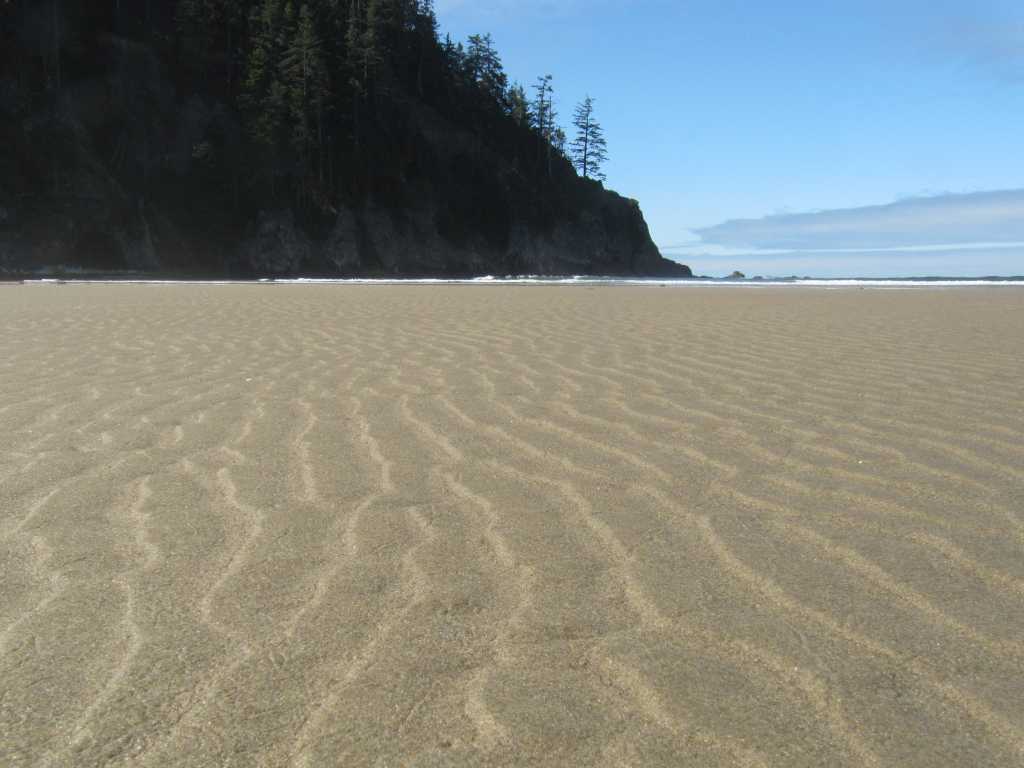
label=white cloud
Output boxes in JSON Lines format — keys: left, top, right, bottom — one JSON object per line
{"left": 693, "top": 190, "right": 1024, "bottom": 250}
{"left": 659, "top": 242, "right": 1024, "bottom": 279}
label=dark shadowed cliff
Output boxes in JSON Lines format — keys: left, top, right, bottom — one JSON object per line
{"left": 0, "top": 0, "right": 690, "bottom": 278}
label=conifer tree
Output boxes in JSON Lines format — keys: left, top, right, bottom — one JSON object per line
{"left": 176, "top": 0, "right": 246, "bottom": 92}
{"left": 362, "top": 0, "right": 385, "bottom": 85}
{"left": 441, "top": 34, "right": 459, "bottom": 71}
{"left": 508, "top": 83, "right": 530, "bottom": 126}
{"left": 174, "top": 0, "right": 619, "bottom": 207}
{"left": 414, "top": 0, "right": 438, "bottom": 36}
{"left": 411, "top": 0, "right": 438, "bottom": 95}
{"left": 345, "top": 0, "right": 365, "bottom": 147}
{"left": 345, "top": 0, "right": 363, "bottom": 78}
{"left": 531, "top": 74, "right": 556, "bottom": 176}
{"left": 530, "top": 74, "right": 555, "bottom": 141}
{"left": 552, "top": 126, "right": 567, "bottom": 157}
{"left": 243, "top": 0, "right": 289, "bottom": 149}
{"left": 570, "top": 95, "right": 607, "bottom": 181}
{"left": 283, "top": 4, "right": 329, "bottom": 179}
{"left": 465, "top": 33, "right": 507, "bottom": 105}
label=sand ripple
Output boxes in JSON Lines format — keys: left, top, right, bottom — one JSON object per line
{"left": 1, "top": 284, "right": 1022, "bottom": 766}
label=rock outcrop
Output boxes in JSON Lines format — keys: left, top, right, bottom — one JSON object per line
{"left": 0, "top": 11, "right": 689, "bottom": 279}
{"left": 1, "top": 100, "right": 689, "bottom": 278}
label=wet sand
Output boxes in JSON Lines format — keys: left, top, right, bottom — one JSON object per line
{"left": 1, "top": 284, "right": 1023, "bottom": 767}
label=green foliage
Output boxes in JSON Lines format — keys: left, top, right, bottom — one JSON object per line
{"left": 282, "top": 4, "right": 329, "bottom": 159}
{"left": 0, "top": 0, "right": 659, "bottom": 276}
{"left": 362, "top": 0, "right": 384, "bottom": 82}
{"left": 170, "top": 0, "right": 599, "bottom": 204}
{"left": 242, "top": 0, "right": 289, "bottom": 148}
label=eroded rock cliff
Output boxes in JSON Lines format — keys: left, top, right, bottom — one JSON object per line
{"left": 0, "top": 3, "right": 689, "bottom": 279}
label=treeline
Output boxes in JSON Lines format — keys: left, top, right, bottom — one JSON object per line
{"left": 174, "top": 0, "right": 607, "bottom": 206}
{"left": 1, "top": 0, "right": 630, "bottom": 277}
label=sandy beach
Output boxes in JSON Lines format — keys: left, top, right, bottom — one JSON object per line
{"left": 1, "top": 284, "right": 1023, "bottom": 767}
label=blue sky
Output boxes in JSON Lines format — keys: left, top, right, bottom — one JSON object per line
{"left": 435, "top": 0, "right": 1024, "bottom": 276}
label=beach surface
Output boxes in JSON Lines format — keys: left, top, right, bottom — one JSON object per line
{"left": 2, "top": 284, "right": 1023, "bottom": 767}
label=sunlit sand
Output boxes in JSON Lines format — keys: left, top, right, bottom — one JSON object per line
{"left": 2, "top": 284, "right": 1023, "bottom": 766}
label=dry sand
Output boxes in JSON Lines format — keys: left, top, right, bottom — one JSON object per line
{"left": 1, "top": 284, "right": 1023, "bottom": 767}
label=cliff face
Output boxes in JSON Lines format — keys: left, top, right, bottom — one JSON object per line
{"left": 0, "top": 102, "right": 688, "bottom": 278}
{"left": 0, "top": 3, "right": 690, "bottom": 279}
{"left": 237, "top": 116, "right": 689, "bottom": 278}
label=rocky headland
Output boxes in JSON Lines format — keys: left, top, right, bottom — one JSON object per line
{"left": 0, "top": 2, "right": 689, "bottom": 279}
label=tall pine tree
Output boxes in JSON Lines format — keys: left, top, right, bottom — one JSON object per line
{"left": 530, "top": 74, "right": 555, "bottom": 141}
{"left": 531, "top": 74, "right": 556, "bottom": 176}
{"left": 282, "top": 3, "right": 329, "bottom": 176}
{"left": 570, "top": 95, "right": 607, "bottom": 181}
{"left": 465, "top": 33, "right": 507, "bottom": 105}
{"left": 242, "top": 0, "right": 289, "bottom": 150}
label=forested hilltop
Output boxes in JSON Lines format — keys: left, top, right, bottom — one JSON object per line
{"left": 0, "top": 0, "right": 690, "bottom": 277}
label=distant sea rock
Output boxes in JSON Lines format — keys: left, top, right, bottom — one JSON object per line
{"left": 727, "top": 270, "right": 746, "bottom": 279}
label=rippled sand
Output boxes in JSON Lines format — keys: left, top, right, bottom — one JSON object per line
{"left": 2, "top": 284, "right": 1023, "bottom": 767}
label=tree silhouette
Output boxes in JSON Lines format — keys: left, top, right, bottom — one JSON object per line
{"left": 530, "top": 74, "right": 555, "bottom": 142}
{"left": 508, "top": 83, "right": 530, "bottom": 126}
{"left": 465, "top": 33, "right": 507, "bottom": 104}
{"left": 531, "top": 74, "right": 556, "bottom": 176}
{"left": 283, "top": 4, "right": 330, "bottom": 184}
{"left": 570, "top": 95, "right": 607, "bottom": 181}
{"left": 242, "top": 0, "right": 289, "bottom": 149}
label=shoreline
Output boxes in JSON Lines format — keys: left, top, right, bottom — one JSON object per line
{"left": 6, "top": 276, "right": 1024, "bottom": 287}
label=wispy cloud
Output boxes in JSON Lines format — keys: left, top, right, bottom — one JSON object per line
{"left": 693, "top": 190, "right": 1024, "bottom": 251}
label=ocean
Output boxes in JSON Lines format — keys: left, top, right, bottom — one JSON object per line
{"left": 17, "top": 276, "right": 1024, "bottom": 287}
